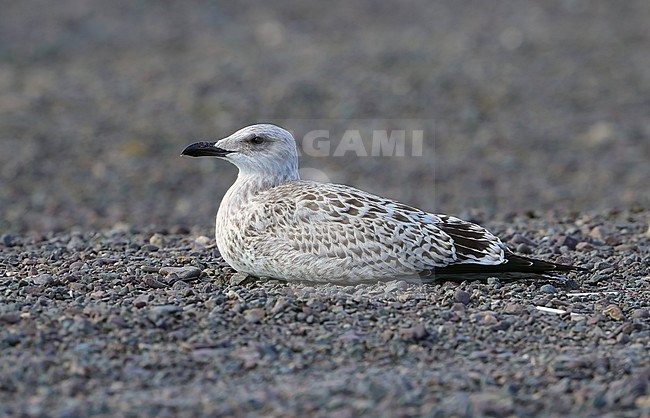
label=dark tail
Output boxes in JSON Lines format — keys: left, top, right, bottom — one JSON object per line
{"left": 426, "top": 253, "right": 586, "bottom": 275}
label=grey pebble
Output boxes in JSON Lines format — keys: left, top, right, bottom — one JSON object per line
{"left": 385, "top": 281, "right": 400, "bottom": 292}
{"left": 150, "top": 305, "right": 181, "bottom": 317}
{"left": 66, "top": 236, "right": 86, "bottom": 251}
{"left": 587, "top": 274, "right": 610, "bottom": 285}
{"left": 516, "top": 243, "right": 532, "bottom": 254}
{"left": 0, "top": 312, "right": 21, "bottom": 324}
{"left": 33, "top": 274, "right": 54, "bottom": 286}
{"left": 511, "top": 233, "right": 536, "bottom": 246}
{"left": 540, "top": 284, "right": 557, "bottom": 294}
{"left": 589, "top": 226, "right": 609, "bottom": 242}
{"left": 4, "top": 334, "right": 21, "bottom": 346}
{"left": 133, "top": 295, "right": 150, "bottom": 308}
{"left": 565, "top": 279, "right": 580, "bottom": 290}
{"left": 142, "top": 274, "right": 166, "bottom": 288}
{"left": 164, "top": 273, "right": 181, "bottom": 284}
{"left": 171, "top": 280, "right": 191, "bottom": 292}
{"left": 399, "top": 323, "right": 428, "bottom": 341}
{"left": 451, "top": 302, "right": 466, "bottom": 314}
{"left": 576, "top": 242, "right": 595, "bottom": 251}
{"left": 395, "top": 281, "right": 409, "bottom": 291}
{"left": 159, "top": 266, "right": 201, "bottom": 280}
{"left": 503, "top": 303, "right": 523, "bottom": 314}
{"left": 149, "top": 233, "right": 165, "bottom": 247}
{"left": 230, "top": 273, "right": 255, "bottom": 286}
{"left": 556, "top": 235, "right": 579, "bottom": 251}
{"left": 244, "top": 308, "right": 266, "bottom": 323}
{"left": 68, "top": 261, "right": 85, "bottom": 271}
{"left": 594, "top": 261, "right": 612, "bottom": 270}
{"left": 204, "top": 297, "right": 220, "bottom": 310}
{"left": 270, "top": 297, "right": 289, "bottom": 314}
{"left": 140, "top": 244, "right": 159, "bottom": 252}
{"left": 1, "top": 234, "right": 15, "bottom": 247}
{"left": 454, "top": 289, "right": 471, "bottom": 305}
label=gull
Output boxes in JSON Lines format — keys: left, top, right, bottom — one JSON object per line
{"left": 181, "top": 124, "right": 584, "bottom": 282}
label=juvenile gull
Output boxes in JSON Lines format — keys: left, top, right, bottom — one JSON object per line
{"left": 181, "top": 124, "right": 583, "bottom": 282}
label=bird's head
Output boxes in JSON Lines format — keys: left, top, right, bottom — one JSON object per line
{"left": 181, "top": 124, "right": 299, "bottom": 179}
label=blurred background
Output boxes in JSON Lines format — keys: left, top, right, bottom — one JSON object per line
{"left": 1, "top": 0, "right": 648, "bottom": 233}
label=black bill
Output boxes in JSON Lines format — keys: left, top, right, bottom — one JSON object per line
{"left": 181, "top": 141, "right": 233, "bottom": 157}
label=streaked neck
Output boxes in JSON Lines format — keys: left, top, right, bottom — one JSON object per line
{"left": 222, "top": 169, "right": 300, "bottom": 211}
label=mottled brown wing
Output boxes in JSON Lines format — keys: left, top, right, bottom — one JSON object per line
{"left": 246, "top": 181, "right": 459, "bottom": 276}
{"left": 436, "top": 215, "right": 506, "bottom": 264}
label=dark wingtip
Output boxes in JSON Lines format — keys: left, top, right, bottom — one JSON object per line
{"left": 425, "top": 254, "right": 587, "bottom": 276}
{"left": 508, "top": 254, "right": 587, "bottom": 273}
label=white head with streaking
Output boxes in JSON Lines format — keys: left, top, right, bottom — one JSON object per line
{"left": 181, "top": 124, "right": 300, "bottom": 184}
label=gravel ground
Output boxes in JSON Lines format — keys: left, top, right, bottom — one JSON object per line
{"left": 1, "top": 1, "right": 650, "bottom": 417}
{"left": 1, "top": 209, "right": 649, "bottom": 417}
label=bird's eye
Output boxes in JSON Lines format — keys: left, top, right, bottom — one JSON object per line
{"left": 250, "top": 136, "right": 265, "bottom": 145}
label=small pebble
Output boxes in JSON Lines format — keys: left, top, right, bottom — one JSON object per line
{"left": 149, "top": 233, "right": 165, "bottom": 247}
{"left": 140, "top": 244, "right": 159, "bottom": 252}
{"left": 576, "top": 242, "right": 595, "bottom": 251}
{"left": 540, "top": 284, "right": 557, "bottom": 294}
{"left": 636, "top": 395, "right": 650, "bottom": 409}
{"left": 451, "top": 302, "right": 466, "bottom": 314}
{"left": 589, "top": 226, "right": 609, "bottom": 242}
{"left": 516, "top": 243, "right": 532, "bottom": 254}
{"left": 395, "top": 280, "right": 409, "bottom": 291}
{"left": 270, "top": 297, "right": 288, "bottom": 314}
{"left": 33, "top": 274, "right": 54, "bottom": 286}
{"left": 244, "top": 308, "right": 265, "bottom": 323}
{"left": 4, "top": 334, "right": 21, "bottom": 347}
{"left": 454, "top": 289, "right": 471, "bottom": 305}
{"left": 230, "top": 273, "right": 255, "bottom": 286}
{"left": 556, "top": 235, "right": 579, "bottom": 250}
{"left": 399, "top": 323, "right": 428, "bottom": 341}
{"left": 194, "top": 236, "right": 212, "bottom": 246}
{"left": 133, "top": 295, "right": 150, "bottom": 308}
{"left": 384, "top": 282, "right": 400, "bottom": 292}
{"left": 565, "top": 279, "right": 580, "bottom": 290}
{"left": 150, "top": 305, "right": 181, "bottom": 318}
{"left": 204, "top": 297, "right": 219, "bottom": 310}
{"left": 503, "top": 303, "right": 523, "bottom": 314}
{"left": 478, "top": 312, "right": 498, "bottom": 325}
{"left": 511, "top": 234, "right": 535, "bottom": 246}
{"left": 69, "top": 261, "right": 85, "bottom": 271}
{"left": 1, "top": 234, "right": 15, "bottom": 247}
{"left": 159, "top": 266, "right": 202, "bottom": 280}
{"left": 613, "top": 244, "right": 636, "bottom": 252}
{"left": 603, "top": 304, "right": 624, "bottom": 321}
{"left": 142, "top": 274, "right": 166, "bottom": 288}
{"left": 594, "top": 261, "right": 612, "bottom": 270}
{"left": 0, "top": 312, "right": 21, "bottom": 324}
